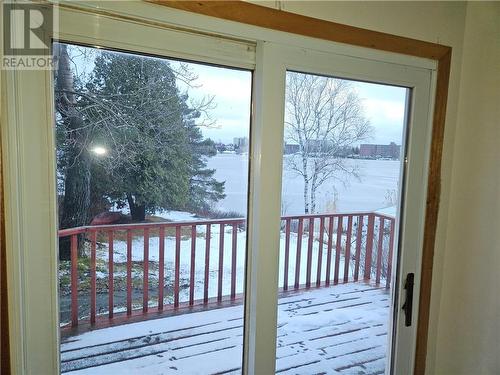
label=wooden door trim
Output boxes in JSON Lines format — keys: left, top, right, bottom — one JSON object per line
{"left": 149, "top": 2, "right": 451, "bottom": 374}
{"left": 0, "top": 2, "right": 451, "bottom": 374}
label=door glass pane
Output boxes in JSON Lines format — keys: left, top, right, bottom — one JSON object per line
{"left": 54, "top": 42, "right": 252, "bottom": 374}
{"left": 275, "top": 70, "right": 408, "bottom": 374}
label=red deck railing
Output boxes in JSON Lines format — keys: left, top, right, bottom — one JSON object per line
{"left": 59, "top": 212, "right": 395, "bottom": 329}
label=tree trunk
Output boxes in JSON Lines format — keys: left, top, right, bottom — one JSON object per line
{"left": 56, "top": 44, "right": 92, "bottom": 260}
{"left": 310, "top": 175, "right": 318, "bottom": 214}
{"left": 302, "top": 156, "right": 309, "bottom": 214}
{"left": 59, "top": 151, "right": 91, "bottom": 260}
{"left": 310, "top": 160, "right": 320, "bottom": 214}
{"left": 127, "top": 194, "right": 146, "bottom": 221}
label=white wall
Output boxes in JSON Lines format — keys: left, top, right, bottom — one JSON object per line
{"left": 433, "top": 3, "right": 500, "bottom": 373}
{"left": 251, "top": 1, "right": 499, "bottom": 373}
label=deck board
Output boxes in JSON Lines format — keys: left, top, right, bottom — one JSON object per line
{"left": 61, "top": 282, "right": 390, "bottom": 374}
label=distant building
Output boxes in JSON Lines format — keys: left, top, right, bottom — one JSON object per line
{"left": 284, "top": 141, "right": 354, "bottom": 156}
{"left": 284, "top": 143, "right": 300, "bottom": 154}
{"left": 284, "top": 140, "right": 333, "bottom": 155}
{"left": 304, "top": 139, "right": 332, "bottom": 153}
{"left": 233, "top": 137, "right": 249, "bottom": 153}
{"left": 359, "top": 142, "right": 401, "bottom": 160}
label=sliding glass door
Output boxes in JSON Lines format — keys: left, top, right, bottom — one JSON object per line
{"left": 275, "top": 71, "right": 407, "bottom": 375}
{"left": 259, "top": 44, "right": 433, "bottom": 375}
{"left": 2, "top": 4, "right": 435, "bottom": 374}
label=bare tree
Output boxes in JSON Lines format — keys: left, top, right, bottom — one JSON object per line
{"left": 284, "top": 72, "right": 372, "bottom": 214}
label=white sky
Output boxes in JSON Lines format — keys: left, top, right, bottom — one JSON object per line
{"left": 179, "top": 62, "right": 252, "bottom": 144}
{"left": 68, "top": 43, "right": 407, "bottom": 146}
{"left": 355, "top": 81, "right": 407, "bottom": 145}
{"left": 184, "top": 61, "right": 407, "bottom": 145}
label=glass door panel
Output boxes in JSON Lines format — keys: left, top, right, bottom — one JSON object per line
{"left": 275, "top": 70, "right": 408, "bottom": 374}
{"left": 54, "top": 42, "right": 252, "bottom": 374}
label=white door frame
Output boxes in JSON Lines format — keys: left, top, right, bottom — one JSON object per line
{"left": 2, "top": 3, "right": 436, "bottom": 374}
{"left": 251, "top": 42, "right": 435, "bottom": 375}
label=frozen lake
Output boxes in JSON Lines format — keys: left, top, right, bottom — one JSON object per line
{"left": 207, "top": 153, "right": 402, "bottom": 215}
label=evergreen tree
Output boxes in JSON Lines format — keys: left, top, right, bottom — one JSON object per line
{"left": 86, "top": 50, "right": 224, "bottom": 220}
{"left": 55, "top": 44, "right": 225, "bottom": 246}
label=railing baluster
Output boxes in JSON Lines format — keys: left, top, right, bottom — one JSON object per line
{"left": 231, "top": 223, "right": 237, "bottom": 300}
{"left": 334, "top": 216, "right": 343, "bottom": 284}
{"left": 316, "top": 217, "right": 325, "bottom": 287}
{"left": 174, "top": 226, "right": 181, "bottom": 308}
{"left": 386, "top": 219, "right": 395, "bottom": 289}
{"left": 189, "top": 225, "right": 196, "bottom": 306}
{"left": 294, "top": 218, "right": 304, "bottom": 289}
{"left": 143, "top": 228, "right": 149, "bottom": 313}
{"left": 306, "top": 217, "right": 314, "bottom": 288}
{"left": 90, "top": 230, "right": 97, "bottom": 325}
{"left": 354, "top": 215, "right": 364, "bottom": 281}
{"left": 364, "top": 214, "right": 375, "bottom": 281}
{"left": 108, "top": 230, "right": 114, "bottom": 319}
{"left": 218, "top": 223, "right": 225, "bottom": 302}
{"left": 325, "top": 216, "right": 334, "bottom": 285}
{"left": 158, "top": 226, "right": 165, "bottom": 310}
{"left": 59, "top": 212, "right": 397, "bottom": 327}
{"left": 283, "top": 218, "right": 291, "bottom": 290}
{"left": 204, "top": 224, "right": 211, "bottom": 304}
{"left": 344, "top": 216, "right": 353, "bottom": 283}
{"left": 376, "top": 217, "right": 385, "bottom": 285}
{"left": 70, "top": 234, "right": 78, "bottom": 327}
{"left": 126, "top": 230, "right": 132, "bottom": 315}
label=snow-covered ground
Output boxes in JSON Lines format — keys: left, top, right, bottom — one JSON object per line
{"left": 154, "top": 210, "right": 201, "bottom": 222}
{"left": 93, "top": 225, "right": 356, "bottom": 307}
{"left": 61, "top": 282, "right": 390, "bottom": 374}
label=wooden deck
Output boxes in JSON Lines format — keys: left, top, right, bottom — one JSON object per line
{"left": 61, "top": 282, "right": 390, "bottom": 374}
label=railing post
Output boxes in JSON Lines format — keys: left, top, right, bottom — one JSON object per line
{"left": 217, "top": 223, "right": 225, "bottom": 302}
{"left": 108, "top": 230, "right": 114, "bottom": 319}
{"left": 325, "top": 216, "right": 334, "bottom": 285}
{"left": 343, "top": 216, "right": 353, "bottom": 283}
{"left": 70, "top": 234, "right": 78, "bottom": 327}
{"left": 90, "top": 230, "right": 97, "bottom": 325}
{"left": 376, "top": 217, "right": 385, "bottom": 285}
{"left": 174, "top": 226, "right": 181, "bottom": 308}
{"left": 294, "top": 218, "right": 304, "bottom": 289}
{"left": 305, "top": 217, "right": 314, "bottom": 288}
{"left": 204, "top": 224, "right": 211, "bottom": 304}
{"left": 143, "top": 228, "right": 150, "bottom": 313}
{"left": 334, "top": 216, "right": 343, "bottom": 284}
{"left": 364, "top": 214, "right": 375, "bottom": 281}
{"left": 386, "top": 218, "right": 396, "bottom": 289}
{"left": 190, "top": 225, "right": 196, "bottom": 306}
{"left": 354, "top": 215, "right": 364, "bottom": 281}
{"left": 126, "top": 230, "right": 132, "bottom": 315}
{"left": 316, "top": 217, "right": 325, "bottom": 287}
{"left": 283, "top": 218, "right": 291, "bottom": 290}
{"left": 230, "top": 223, "right": 238, "bottom": 300}
{"left": 158, "top": 226, "right": 165, "bottom": 310}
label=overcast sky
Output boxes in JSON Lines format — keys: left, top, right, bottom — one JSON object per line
{"left": 69, "top": 43, "right": 407, "bottom": 147}
{"left": 183, "top": 61, "right": 407, "bottom": 146}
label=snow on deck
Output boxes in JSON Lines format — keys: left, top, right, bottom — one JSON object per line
{"left": 61, "top": 282, "right": 390, "bottom": 374}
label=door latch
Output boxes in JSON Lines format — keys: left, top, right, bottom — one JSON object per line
{"left": 402, "top": 273, "right": 414, "bottom": 327}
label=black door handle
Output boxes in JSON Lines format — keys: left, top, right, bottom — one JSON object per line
{"left": 402, "top": 273, "right": 414, "bottom": 327}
